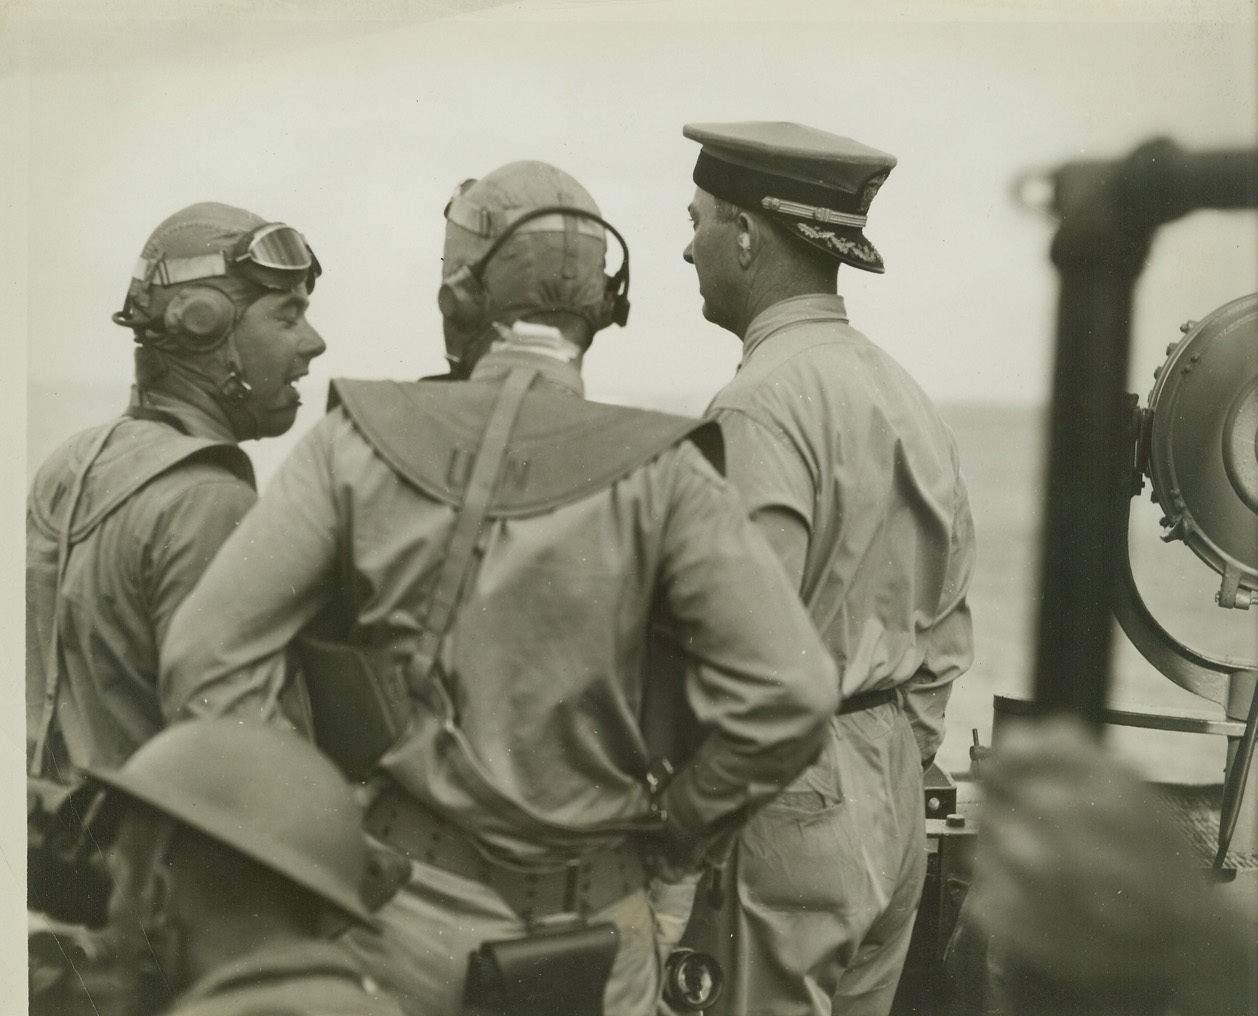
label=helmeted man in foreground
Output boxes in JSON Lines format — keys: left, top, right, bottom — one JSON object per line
{"left": 57, "top": 719, "right": 401, "bottom": 1016}
{"left": 26, "top": 202, "right": 326, "bottom": 782}
{"left": 676, "top": 122, "right": 977, "bottom": 1016}
{"left": 162, "top": 161, "right": 839, "bottom": 1016}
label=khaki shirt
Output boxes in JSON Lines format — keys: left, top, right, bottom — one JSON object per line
{"left": 707, "top": 294, "right": 976, "bottom": 760}
{"left": 26, "top": 388, "right": 255, "bottom": 776}
{"left": 164, "top": 350, "right": 837, "bottom": 861}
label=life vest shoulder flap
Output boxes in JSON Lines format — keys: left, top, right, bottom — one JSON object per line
{"left": 330, "top": 378, "right": 724, "bottom": 515}
{"left": 28, "top": 419, "right": 253, "bottom": 543}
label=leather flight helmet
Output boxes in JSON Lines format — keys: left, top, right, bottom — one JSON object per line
{"left": 114, "top": 202, "right": 321, "bottom": 352}
{"left": 86, "top": 719, "right": 375, "bottom": 929}
{"left": 438, "top": 161, "right": 630, "bottom": 344}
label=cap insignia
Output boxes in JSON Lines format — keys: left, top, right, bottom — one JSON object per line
{"left": 797, "top": 223, "right": 877, "bottom": 262}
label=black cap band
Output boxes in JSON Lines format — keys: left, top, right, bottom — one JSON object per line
{"left": 693, "top": 150, "right": 867, "bottom": 217}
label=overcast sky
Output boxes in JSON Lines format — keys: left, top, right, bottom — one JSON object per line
{"left": 9, "top": 3, "right": 1257, "bottom": 438}
{"left": 2, "top": 1, "right": 1256, "bottom": 987}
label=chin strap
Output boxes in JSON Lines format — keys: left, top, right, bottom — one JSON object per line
{"left": 206, "top": 333, "right": 263, "bottom": 441}
{"left": 214, "top": 332, "right": 250, "bottom": 400}
{"left": 146, "top": 347, "right": 262, "bottom": 442}
{"left": 218, "top": 384, "right": 262, "bottom": 441}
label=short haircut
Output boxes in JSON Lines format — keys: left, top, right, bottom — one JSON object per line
{"left": 713, "top": 196, "right": 741, "bottom": 223}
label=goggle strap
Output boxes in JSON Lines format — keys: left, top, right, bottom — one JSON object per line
{"left": 130, "top": 223, "right": 317, "bottom": 290}
{"left": 132, "top": 253, "right": 229, "bottom": 287}
{"left": 445, "top": 194, "right": 607, "bottom": 241}
{"left": 445, "top": 194, "right": 494, "bottom": 237}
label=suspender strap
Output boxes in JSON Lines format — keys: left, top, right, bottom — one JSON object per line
{"left": 29, "top": 418, "right": 128, "bottom": 777}
{"left": 299, "top": 368, "right": 542, "bottom": 780}
{"left": 374, "top": 367, "right": 669, "bottom": 838}
{"left": 409, "top": 366, "right": 539, "bottom": 685}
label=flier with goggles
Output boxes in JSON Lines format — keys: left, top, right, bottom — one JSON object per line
{"left": 27, "top": 201, "right": 327, "bottom": 786}
{"left": 28, "top": 200, "right": 330, "bottom": 1013}
{"left": 112, "top": 210, "right": 326, "bottom": 441}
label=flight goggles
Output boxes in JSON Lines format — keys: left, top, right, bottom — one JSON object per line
{"left": 131, "top": 222, "right": 321, "bottom": 293}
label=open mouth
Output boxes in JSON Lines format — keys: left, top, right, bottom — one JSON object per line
{"left": 282, "top": 371, "right": 308, "bottom": 405}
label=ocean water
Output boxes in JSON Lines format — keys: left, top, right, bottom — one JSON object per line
{"left": 941, "top": 403, "right": 1254, "bottom": 784}
{"left": 26, "top": 386, "right": 1254, "bottom": 783}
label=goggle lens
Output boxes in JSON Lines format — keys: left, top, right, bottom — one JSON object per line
{"left": 242, "top": 223, "right": 314, "bottom": 272}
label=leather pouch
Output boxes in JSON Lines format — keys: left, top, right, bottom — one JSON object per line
{"left": 463, "top": 921, "right": 618, "bottom": 1016}
{"left": 296, "top": 636, "right": 409, "bottom": 781}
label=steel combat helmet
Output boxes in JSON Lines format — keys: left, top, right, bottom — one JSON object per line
{"left": 114, "top": 201, "right": 321, "bottom": 352}
{"left": 437, "top": 161, "right": 630, "bottom": 372}
{"left": 86, "top": 719, "right": 374, "bottom": 929}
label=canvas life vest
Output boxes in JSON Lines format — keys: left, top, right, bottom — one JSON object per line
{"left": 326, "top": 375, "right": 723, "bottom": 514}
{"left": 299, "top": 370, "right": 722, "bottom": 791}
{"left": 27, "top": 412, "right": 252, "bottom": 777}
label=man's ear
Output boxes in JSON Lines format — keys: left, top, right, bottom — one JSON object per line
{"left": 146, "top": 865, "right": 176, "bottom": 926}
{"left": 736, "top": 210, "right": 756, "bottom": 267}
{"left": 137, "top": 817, "right": 181, "bottom": 928}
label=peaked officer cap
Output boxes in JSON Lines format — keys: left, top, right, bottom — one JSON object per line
{"left": 683, "top": 121, "right": 896, "bottom": 273}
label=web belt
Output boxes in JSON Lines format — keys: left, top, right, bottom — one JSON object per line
{"left": 364, "top": 785, "right": 647, "bottom": 925}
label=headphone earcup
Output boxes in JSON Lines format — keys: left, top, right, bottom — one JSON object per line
{"left": 610, "top": 287, "right": 630, "bottom": 328}
{"left": 163, "top": 287, "right": 235, "bottom": 353}
{"left": 437, "top": 265, "right": 486, "bottom": 332}
{"left": 599, "top": 269, "right": 630, "bottom": 329}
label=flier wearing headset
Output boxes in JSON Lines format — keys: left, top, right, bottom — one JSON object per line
{"left": 160, "top": 161, "right": 838, "bottom": 1016}
{"left": 26, "top": 201, "right": 327, "bottom": 786}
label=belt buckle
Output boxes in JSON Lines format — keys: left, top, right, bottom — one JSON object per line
{"left": 513, "top": 857, "right": 585, "bottom": 928}
{"left": 531, "top": 857, "right": 584, "bottom": 926}
{"left": 559, "top": 857, "right": 584, "bottom": 918}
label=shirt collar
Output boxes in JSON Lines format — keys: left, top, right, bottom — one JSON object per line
{"left": 172, "top": 940, "right": 367, "bottom": 1008}
{"left": 741, "top": 293, "right": 849, "bottom": 365}
{"left": 469, "top": 347, "right": 585, "bottom": 398}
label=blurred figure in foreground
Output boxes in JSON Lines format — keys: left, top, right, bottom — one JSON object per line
{"left": 31, "top": 719, "right": 401, "bottom": 1016}
{"left": 969, "top": 717, "right": 1256, "bottom": 1016}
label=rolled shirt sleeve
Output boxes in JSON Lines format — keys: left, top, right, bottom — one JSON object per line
{"left": 708, "top": 406, "right": 813, "bottom": 591}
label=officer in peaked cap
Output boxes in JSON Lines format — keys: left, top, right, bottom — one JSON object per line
{"left": 685, "top": 120, "right": 895, "bottom": 273}
{"left": 675, "top": 122, "right": 977, "bottom": 1016}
